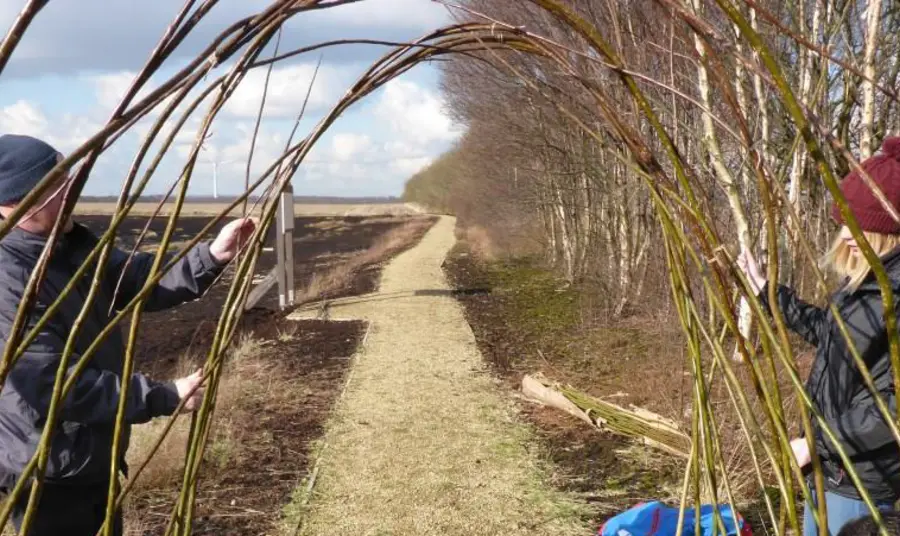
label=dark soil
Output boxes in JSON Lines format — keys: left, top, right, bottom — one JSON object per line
{"left": 134, "top": 319, "right": 366, "bottom": 536}
{"left": 75, "top": 212, "right": 434, "bottom": 535}
{"left": 77, "top": 214, "right": 432, "bottom": 377}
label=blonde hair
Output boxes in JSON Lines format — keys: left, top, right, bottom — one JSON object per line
{"left": 822, "top": 230, "right": 900, "bottom": 291}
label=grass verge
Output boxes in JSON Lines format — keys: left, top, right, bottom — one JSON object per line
{"left": 297, "top": 217, "right": 436, "bottom": 304}
{"left": 444, "top": 242, "right": 690, "bottom": 527}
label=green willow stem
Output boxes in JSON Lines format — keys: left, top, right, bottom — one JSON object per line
{"left": 96, "top": 219, "right": 271, "bottom": 536}
{"left": 11, "top": 3, "right": 897, "bottom": 535}
{"left": 102, "top": 111, "right": 202, "bottom": 534}
{"left": 653, "top": 183, "right": 813, "bottom": 532}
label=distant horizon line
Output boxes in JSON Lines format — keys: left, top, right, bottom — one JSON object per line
{"left": 78, "top": 195, "right": 403, "bottom": 205}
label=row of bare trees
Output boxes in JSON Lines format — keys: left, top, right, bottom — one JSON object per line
{"left": 403, "top": 2, "right": 900, "bottom": 530}
{"left": 405, "top": 0, "right": 900, "bottom": 318}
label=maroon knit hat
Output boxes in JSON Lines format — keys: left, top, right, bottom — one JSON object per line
{"left": 832, "top": 137, "right": 900, "bottom": 234}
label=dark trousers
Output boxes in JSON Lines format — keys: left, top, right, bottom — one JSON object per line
{"left": 9, "top": 480, "right": 122, "bottom": 536}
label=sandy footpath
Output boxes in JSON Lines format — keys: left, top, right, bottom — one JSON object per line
{"left": 295, "top": 216, "right": 586, "bottom": 536}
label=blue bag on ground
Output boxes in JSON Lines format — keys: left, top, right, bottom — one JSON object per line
{"left": 599, "top": 501, "right": 753, "bottom": 536}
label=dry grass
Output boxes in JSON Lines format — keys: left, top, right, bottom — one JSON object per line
{"left": 75, "top": 202, "right": 420, "bottom": 218}
{"left": 462, "top": 225, "right": 495, "bottom": 260}
{"left": 277, "top": 323, "right": 299, "bottom": 343}
{"left": 296, "top": 218, "right": 435, "bottom": 304}
{"left": 288, "top": 216, "right": 589, "bottom": 535}
{"left": 125, "top": 417, "right": 192, "bottom": 499}
{"left": 123, "top": 334, "right": 275, "bottom": 534}
{"left": 308, "top": 220, "right": 352, "bottom": 232}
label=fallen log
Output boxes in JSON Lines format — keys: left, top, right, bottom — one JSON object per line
{"left": 521, "top": 374, "right": 691, "bottom": 458}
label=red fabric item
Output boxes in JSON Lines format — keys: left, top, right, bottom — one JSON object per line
{"left": 832, "top": 137, "right": 900, "bottom": 233}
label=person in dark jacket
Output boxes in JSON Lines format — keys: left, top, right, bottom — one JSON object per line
{"left": 0, "top": 134, "right": 256, "bottom": 535}
{"left": 739, "top": 137, "right": 900, "bottom": 536}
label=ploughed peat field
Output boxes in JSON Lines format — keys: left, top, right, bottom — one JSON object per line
{"left": 75, "top": 211, "right": 435, "bottom": 535}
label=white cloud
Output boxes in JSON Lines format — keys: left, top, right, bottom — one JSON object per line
{"left": 331, "top": 133, "right": 372, "bottom": 161}
{"left": 162, "top": 121, "right": 288, "bottom": 197}
{"left": 89, "top": 71, "right": 139, "bottom": 107}
{"left": 2, "top": 1, "right": 453, "bottom": 81}
{"left": 277, "top": 78, "right": 459, "bottom": 188}
{"left": 0, "top": 100, "right": 101, "bottom": 154}
{"left": 0, "top": 1, "right": 460, "bottom": 197}
{"left": 0, "top": 75, "right": 457, "bottom": 196}
{"left": 383, "top": 139, "right": 436, "bottom": 175}
{"left": 318, "top": 0, "right": 450, "bottom": 31}
{"left": 392, "top": 155, "right": 434, "bottom": 176}
{"left": 0, "top": 100, "right": 49, "bottom": 138}
{"left": 0, "top": 100, "right": 129, "bottom": 196}
{"left": 55, "top": 114, "right": 105, "bottom": 153}
{"left": 216, "top": 123, "right": 286, "bottom": 179}
{"left": 86, "top": 70, "right": 189, "bottom": 123}
{"left": 374, "top": 79, "right": 457, "bottom": 144}
{"left": 225, "top": 63, "right": 354, "bottom": 119}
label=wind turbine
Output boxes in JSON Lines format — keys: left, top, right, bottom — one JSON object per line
{"left": 211, "top": 159, "right": 220, "bottom": 199}
{"left": 200, "top": 144, "right": 237, "bottom": 199}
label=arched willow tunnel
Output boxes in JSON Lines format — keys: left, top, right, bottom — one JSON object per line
{"left": 2, "top": 1, "right": 900, "bottom": 535}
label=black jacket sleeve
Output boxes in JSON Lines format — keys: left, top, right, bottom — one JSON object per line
{"left": 7, "top": 330, "right": 181, "bottom": 425}
{"left": 106, "top": 242, "right": 225, "bottom": 313}
{"left": 817, "top": 393, "right": 897, "bottom": 457}
{"left": 758, "top": 282, "right": 826, "bottom": 346}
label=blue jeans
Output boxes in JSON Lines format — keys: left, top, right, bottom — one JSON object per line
{"left": 803, "top": 490, "right": 894, "bottom": 536}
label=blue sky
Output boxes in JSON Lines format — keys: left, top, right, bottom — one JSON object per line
{"left": 0, "top": 1, "right": 459, "bottom": 197}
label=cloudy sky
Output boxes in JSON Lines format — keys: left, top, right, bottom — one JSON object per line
{"left": 0, "top": 1, "right": 459, "bottom": 197}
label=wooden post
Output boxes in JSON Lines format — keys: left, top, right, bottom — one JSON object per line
{"left": 284, "top": 184, "right": 295, "bottom": 306}
{"left": 275, "top": 183, "right": 295, "bottom": 310}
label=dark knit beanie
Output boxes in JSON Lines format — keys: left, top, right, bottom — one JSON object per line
{"left": 833, "top": 137, "right": 900, "bottom": 234}
{"left": 0, "top": 134, "right": 61, "bottom": 205}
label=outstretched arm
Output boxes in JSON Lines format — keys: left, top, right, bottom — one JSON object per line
{"left": 738, "top": 249, "right": 825, "bottom": 345}
{"left": 8, "top": 330, "right": 180, "bottom": 425}
{"left": 106, "top": 218, "right": 256, "bottom": 312}
{"left": 758, "top": 283, "right": 826, "bottom": 346}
